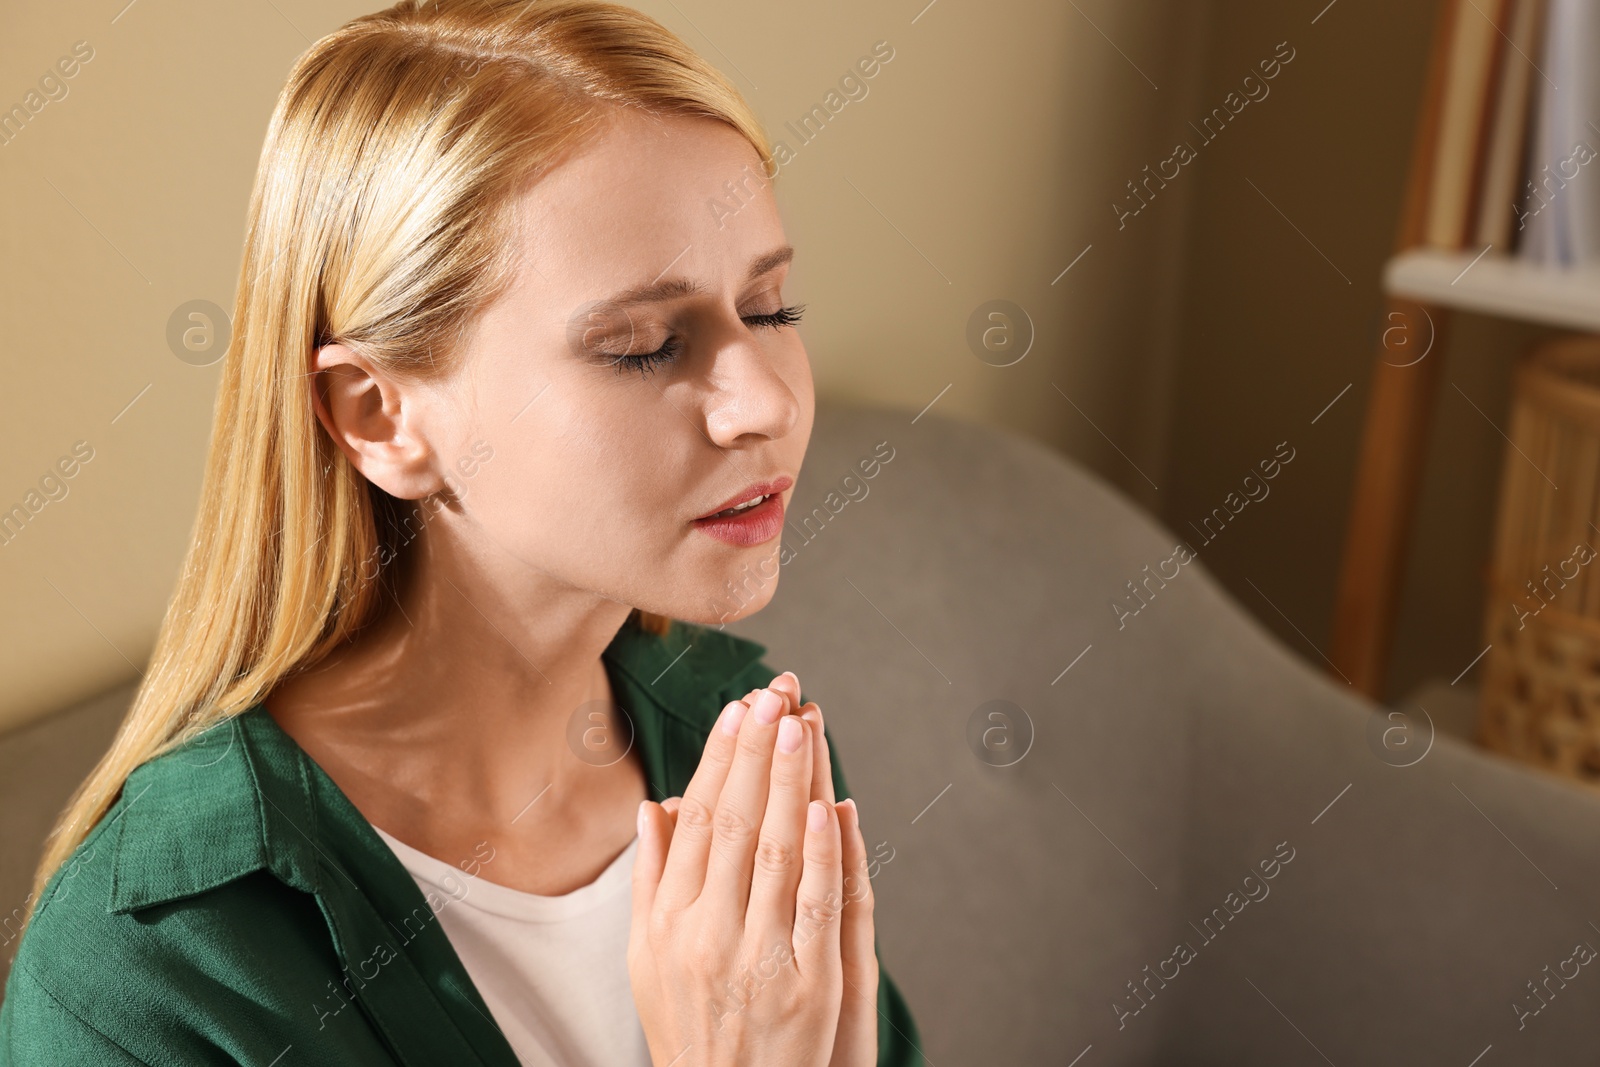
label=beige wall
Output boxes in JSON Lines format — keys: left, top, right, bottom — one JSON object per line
{"left": 0, "top": 0, "right": 1209, "bottom": 733}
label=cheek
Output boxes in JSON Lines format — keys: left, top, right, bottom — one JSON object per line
{"left": 463, "top": 380, "right": 686, "bottom": 564}
{"left": 785, "top": 343, "right": 817, "bottom": 443}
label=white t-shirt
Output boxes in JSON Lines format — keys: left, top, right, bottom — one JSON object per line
{"left": 373, "top": 826, "right": 653, "bottom": 1067}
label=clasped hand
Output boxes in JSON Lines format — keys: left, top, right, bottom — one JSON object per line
{"left": 629, "top": 672, "right": 879, "bottom": 1067}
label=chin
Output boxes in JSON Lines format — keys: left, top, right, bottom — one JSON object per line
{"left": 659, "top": 558, "right": 781, "bottom": 628}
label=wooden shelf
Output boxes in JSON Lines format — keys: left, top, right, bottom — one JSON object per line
{"left": 1384, "top": 248, "right": 1600, "bottom": 333}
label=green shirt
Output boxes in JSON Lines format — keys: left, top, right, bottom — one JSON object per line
{"left": 0, "top": 621, "right": 924, "bottom": 1066}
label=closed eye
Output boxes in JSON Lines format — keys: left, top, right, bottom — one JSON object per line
{"left": 609, "top": 304, "right": 805, "bottom": 379}
{"left": 741, "top": 304, "right": 805, "bottom": 330}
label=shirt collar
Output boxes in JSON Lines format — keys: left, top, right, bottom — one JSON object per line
{"left": 100, "top": 621, "right": 770, "bottom": 1065}
{"left": 105, "top": 620, "right": 769, "bottom": 915}
{"left": 601, "top": 619, "right": 770, "bottom": 731}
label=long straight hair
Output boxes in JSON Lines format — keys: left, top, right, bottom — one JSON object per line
{"left": 26, "top": 0, "right": 772, "bottom": 922}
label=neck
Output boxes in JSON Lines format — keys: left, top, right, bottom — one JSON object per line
{"left": 264, "top": 517, "right": 636, "bottom": 829}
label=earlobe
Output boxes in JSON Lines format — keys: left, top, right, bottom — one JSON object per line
{"left": 310, "top": 342, "right": 441, "bottom": 500}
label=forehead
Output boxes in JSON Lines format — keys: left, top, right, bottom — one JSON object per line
{"left": 512, "top": 109, "right": 781, "bottom": 297}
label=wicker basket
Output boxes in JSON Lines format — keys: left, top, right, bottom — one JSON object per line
{"left": 1477, "top": 335, "right": 1600, "bottom": 786}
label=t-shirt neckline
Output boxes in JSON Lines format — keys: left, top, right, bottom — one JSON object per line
{"left": 372, "top": 825, "right": 639, "bottom": 924}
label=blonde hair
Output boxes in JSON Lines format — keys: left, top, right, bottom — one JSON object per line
{"left": 27, "top": 0, "right": 772, "bottom": 923}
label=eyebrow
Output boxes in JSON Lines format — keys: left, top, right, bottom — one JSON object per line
{"left": 597, "top": 245, "right": 795, "bottom": 309}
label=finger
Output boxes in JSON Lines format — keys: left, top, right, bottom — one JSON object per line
{"left": 661, "top": 796, "right": 681, "bottom": 839}
{"left": 767, "top": 671, "right": 803, "bottom": 715}
{"left": 837, "top": 798, "right": 877, "bottom": 962}
{"left": 630, "top": 800, "right": 669, "bottom": 952}
{"left": 655, "top": 697, "right": 751, "bottom": 910}
{"left": 697, "top": 688, "right": 789, "bottom": 918}
{"left": 800, "top": 703, "right": 835, "bottom": 804}
{"left": 740, "top": 681, "right": 800, "bottom": 721}
{"left": 745, "top": 672, "right": 807, "bottom": 717}
{"left": 745, "top": 713, "right": 815, "bottom": 937}
{"left": 792, "top": 799, "right": 844, "bottom": 974}
{"left": 833, "top": 798, "right": 880, "bottom": 1064}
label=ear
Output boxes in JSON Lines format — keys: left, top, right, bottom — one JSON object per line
{"left": 311, "top": 342, "right": 445, "bottom": 500}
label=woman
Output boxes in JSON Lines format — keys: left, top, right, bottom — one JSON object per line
{"left": 0, "top": 2, "right": 923, "bottom": 1064}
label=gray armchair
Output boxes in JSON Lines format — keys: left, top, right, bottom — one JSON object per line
{"left": 728, "top": 402, "right": 1600, "bottom": 1065}
{"left": 6, "top": 401, "right": 1600, "bottom": 1064}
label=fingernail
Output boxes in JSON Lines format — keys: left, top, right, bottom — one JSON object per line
{"left": 637, "top": 801, "right": 648, "bottom": 837}
{"left": 777, "top": 715, "right": 804, "bottom": 753}
{"left": 807, "top": 800, "right": 828, "bottom": 833}
{"left": 752, "top": 688, "right": 783, "bottom": 725}
{"left": 838, "top": 797, "right": 857, "bottom": 825}
{"left": 718, "top": 699, "right": 749, "bottom": 736}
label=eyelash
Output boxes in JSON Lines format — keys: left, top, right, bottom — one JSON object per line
{"left": 610, "top": 304, "right": 806, "bottom": 378}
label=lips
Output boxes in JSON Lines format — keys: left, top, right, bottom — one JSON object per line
{"left": 693, "top": 476, "right": 794, "bottom": 521}
{"left": 691, "top": 475, "right": 793, "bottom": 548}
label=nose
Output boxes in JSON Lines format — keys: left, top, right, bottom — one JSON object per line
{"left": 701, "top": 329, "right": 804, "bottom": 449}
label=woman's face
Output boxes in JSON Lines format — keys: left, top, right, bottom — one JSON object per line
{"left": 405, "top": 109, "right": 813, "bottom": 626}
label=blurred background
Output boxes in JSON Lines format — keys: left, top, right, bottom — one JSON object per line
{"left": 3, "top": 0, "right": 1552, "bottom": 735}
{"left": 9, "top": 0, "right": 1600, "bottom": 1056}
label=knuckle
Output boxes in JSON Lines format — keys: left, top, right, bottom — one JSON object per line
{"left": 844, "top": 952, "right": 879, "bottom": 993}
{"left": 713, "top": 802, "right": 758, "bottom": 844}
{"left": 805, "top": 831, "right": 840, "bottom": 865}
{"left": 754, "top": 835, "right": 799, "bottom": 876}
{"left": 794, "top": 888, "right": 843, "bottom": 932}
{"left": 686, "top": 928, "right": 729, "bottom": 974}
{"left": 646, "top": 907, "right": 677, "bottom": 948}
{"left": 675, "top": 796, "right": 715, "bottom": 837}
